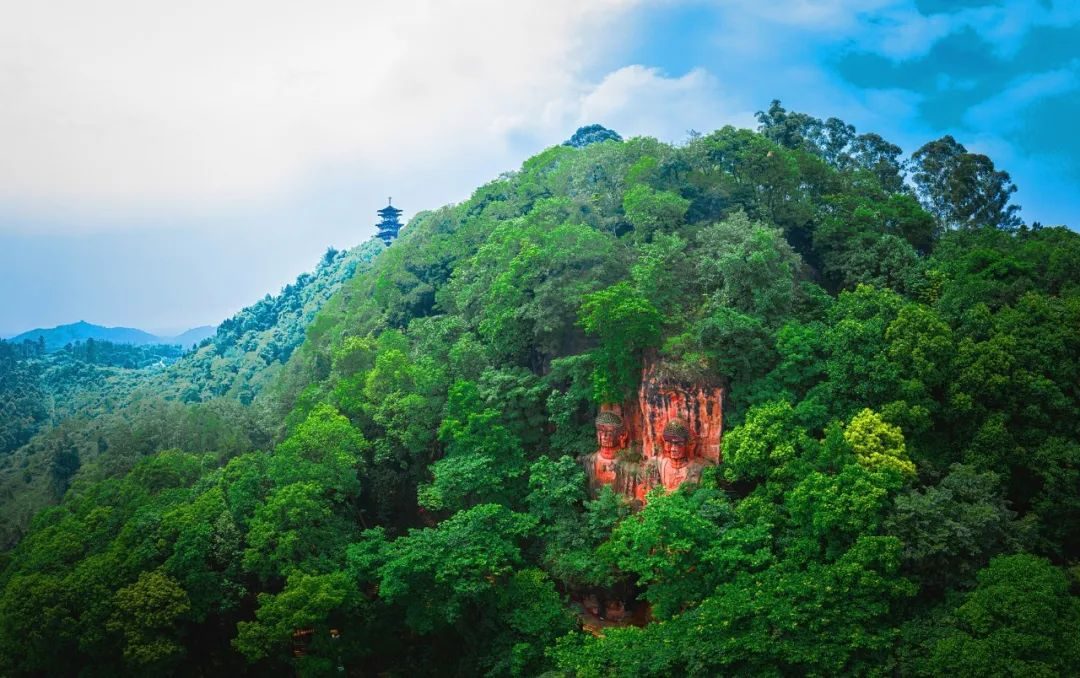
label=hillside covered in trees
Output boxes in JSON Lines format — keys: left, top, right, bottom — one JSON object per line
{"left": 0, "top": 339, "right": 188, "bottom": 457}
{"left": 0, "top": 241, "right": 381, "bottom": 547}
{"left": 0, "top": 104, "right": 1077, "bottom": 676}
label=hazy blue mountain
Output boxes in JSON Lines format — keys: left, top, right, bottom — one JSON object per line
{"left": 9, "top": 320, "right": 221, "bottom": 352}
{"left": 159, "top": 325, "right": 217, "bottom": 347}
{"left": 10, "top": 321, "right": 161, "bottom": 352}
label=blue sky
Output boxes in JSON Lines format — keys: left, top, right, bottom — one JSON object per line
{"left": 1, "top": 0, "right": 1077, "bottom": 336}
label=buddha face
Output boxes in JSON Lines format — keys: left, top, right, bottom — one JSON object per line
{"left": 661, "top": 418, "right": 692, "bottom": 465}
{"left": 663, "top": 437, "right": 689, "bottom": 464}
{"left": 596, "top": 423, "right": 624, "bottom": 458}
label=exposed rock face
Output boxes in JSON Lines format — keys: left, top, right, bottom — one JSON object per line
{"left": 637, "top": 357, "right": 724, "bottom": 465}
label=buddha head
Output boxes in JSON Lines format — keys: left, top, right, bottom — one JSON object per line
{"left": 662, "top": 418, "right": 691, "bottom": 465}
{"left": 595, "top": 411, "right": 626, "bottom": 458}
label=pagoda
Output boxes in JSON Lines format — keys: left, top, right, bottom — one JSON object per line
{"left": 376, "top": 198, "right": 403, "bottom": 245}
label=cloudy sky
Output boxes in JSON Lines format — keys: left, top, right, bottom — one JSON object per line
{"left": 1, "top": 0, "right": 1076, "bottom": 336}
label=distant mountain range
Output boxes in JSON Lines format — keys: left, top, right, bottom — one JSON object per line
{"left": 7, "top": 320, "right": 217, "bottom": 352}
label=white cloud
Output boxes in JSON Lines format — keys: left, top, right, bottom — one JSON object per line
{"left": 0, "top": 0, "right": 646, "bottom": 226}
{"left": 718, "top": 0, "right": 897, "bottom": 31}
{"left": 533, "top": 65, "right": 755, "bottom": 144}
{"left": 869, "top": 9, "right": 954, "bottom": 59}
{"left": 965, "top": 65, "right": 1080, "bottom": 131}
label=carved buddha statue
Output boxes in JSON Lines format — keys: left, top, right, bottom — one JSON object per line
{"left": 654, "top": 417, "right": 709, "bottom": 491}
{"left": 582, "top": 411, "right": 629, "bottom": 495}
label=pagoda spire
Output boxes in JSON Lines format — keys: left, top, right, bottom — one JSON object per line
{"left": 376, "top": 197, "right": 403, "bottom": 245}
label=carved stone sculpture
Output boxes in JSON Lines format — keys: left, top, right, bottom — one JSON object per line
{"left": 654, "top": 417, "right": 709, "bottom": 491}
{"left": 585, "top": 355, "right": 724, "bottom": 504}
{"left": 581, "top": 411, "right": 629, "bottom": 495}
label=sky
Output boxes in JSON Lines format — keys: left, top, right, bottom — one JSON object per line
{"left": 1, "top": 0, "right": 1077, "bottom": 336}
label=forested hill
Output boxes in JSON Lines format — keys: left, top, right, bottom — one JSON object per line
{"left": 0, "top": 239, "right": 382, "bottom": 548}
{"left": 1, "top": 106, "right": 1079, "bottom": 676}
{"left": 134, "top": 240, "right": 383, "bottom": 405}
{"left": 0, "top": 340, "right": 187, "bottom": 456}
{"left": 9, "top": 321, "right": 163, "bottom": 352}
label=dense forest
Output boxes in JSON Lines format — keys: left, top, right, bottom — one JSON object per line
{"left": 0, "top": 242, "right": 381, "bottom": 548}
{"left": 0, "top": 338, "right": 187, "bottom": 457}
{"left": 1, "top": 102, "right": 1077, "bottom": 676}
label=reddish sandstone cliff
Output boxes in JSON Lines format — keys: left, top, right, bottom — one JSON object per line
{"left": 635, "top": 356, "right": 724, "bottom": 464}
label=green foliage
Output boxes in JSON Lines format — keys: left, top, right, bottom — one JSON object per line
{"left": 448, "top": 217, "right": 623, "bottom": 367}
{"left": 695, "top": 210, "right": 802, "bottom": 323}
{"left": 243, "top": 481, "right": 356, "bottom": 582}
{"left": 0, "top": 242, "right": 380, "bottom": 547}
{"left": 108, "top": 569, "right": 192, "bottom": 672}
{"left": 600, "top": 488, "right": 731, "bottom": 618}
{"left": 0, "top": 341, "right": 48, "bottom": 456}
{"left": 526, "top": 456, "right": 627, "bottom": 588}
{"left": 554, "top": 536, "right": 915, "bottom": 676}
{"left": 622, "top": 183, "right": 690, "bottom": 241}
{"left": 419, "top": 380, "right": 527, "bottom": 513}
{"left": 688, "top": 305, "right": 774, "bottom": 385}
{"left": 369, "top": 503, "right": 535, "bottom": 634}
{"left": 885, "top": 464, "right": 1022, "bottom": 589}
{"left": 563, "top": 124, "right": 622, "bottom": 148}
{"left": 270, "top": 404, "right": 367, "bottom": 499}
{"left": 234, "top": 571, "right": 362, "bottom": 663}
{"left": 0, "top": 338, "right": 186, "bottom": 457}
{"left": 911, "top": 135, "right": 1022, "bottom": 230}
{"left": 844, "top": 407, "right": 916, "bottom": 477}
{"left": 904, "top": 555, "right": 1080, "bottom": 676}
{"left": 630, "top": 233, "right": 692, "bottom": 318}
{"left": 722, "top": 400, "right": 816, "bottom": 484}
{"left": 578, "top": 281, "right": 662, "bottom": 402}
{"left": 784, "top": 462, "right": 898, "bottom": 561}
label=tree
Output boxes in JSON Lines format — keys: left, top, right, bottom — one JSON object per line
{"left": 370, "top": 504, "right": 535, "bottom": 634}
{"left": 526, "top": 457, "right": 628, "bottom": 588}
{"left": 0, "top": 573, "right": 81, "bottom": 674}
{"left": 563, "top": 124, "right": 622, "bottom": 148}
{"left": 630, "top": 233, "right": 694, "bottom": 320}
{"left": 694, "top": 211, "right": 803, "bottom": 324}
{"left": 844, "top": 408, "right": 916, "bottom": 477}
{"left": 108, "top": 570, "right": 192, "bottom": 673}
{"left": 419, "top": 381, "right": 528, "bottom": 513}
{"left": 600, "top": 488, "right": 731, "bottom": 618}
{"left": 270, "top": 403, "right": 367, "bottom": 500}
{"left": 757, "top": 100, "right": 906, "bottom": 193}
{"left": 555, "top": 537, "right": 915, "bottom": 676}
{"left": 885, "top": 464, "right": 1021, "bottom": 590}
{"left": 784, "top": 461, "right": 898, "bottom": 561}
{"left": 722, "top": 400, "right": 817, "bottom": 485}
{"left": 851, "top": 132, "right": 906, "bottom": 193}
{"left": 689, "top": 305, "right": 775, "bottom": 386}
{"left": 911, "top": 135, "right": 1022, "bottom": 230}
{"left": 922, "top": 555, "right": 1080, "bottom": 676}
{"left": 622, "top": 184, "right": 690, "bottom": 241}
{"left": 578, "top": 281, "right": 663, "bottom": 403}
{"left": 755, "top": 99, "right": 825, "bottom": 153}
{"left": 234, "top": 571, "right": 363, "bottom": 666}
{"left": 242, "top": 482, "right": 356, "bottom": 582}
